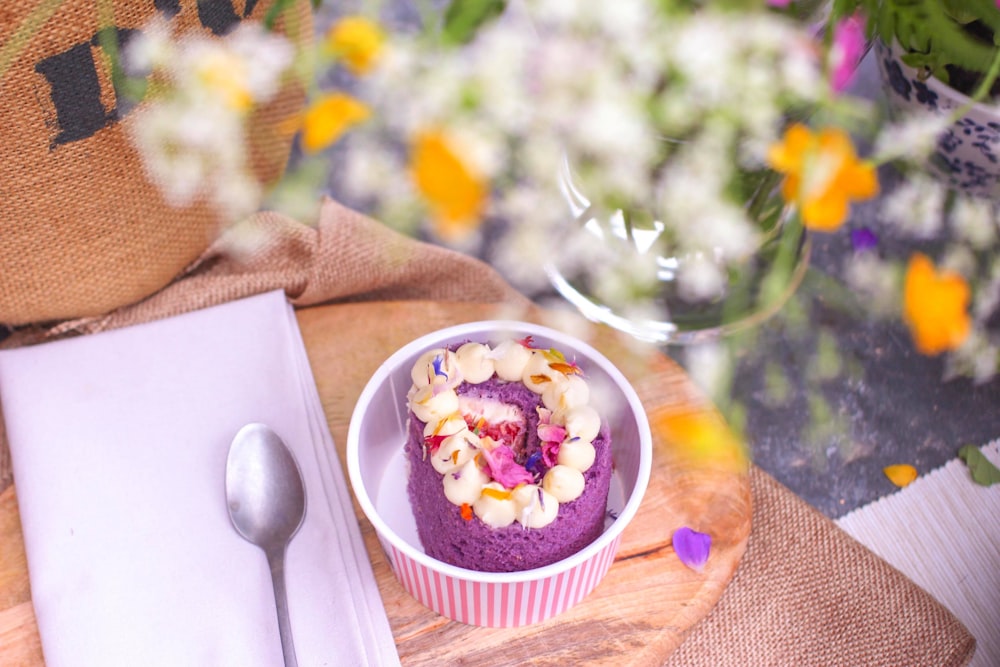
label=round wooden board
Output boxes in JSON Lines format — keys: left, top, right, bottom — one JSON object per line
{"left": 297, "top": 300, "right": 752, "bottom": 667}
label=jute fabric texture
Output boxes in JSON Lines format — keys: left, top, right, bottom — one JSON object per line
{"left": 0, "top": 0, "right": 311, "bottom": 325}
{"left": 0, "top": 198, "right": 976, "bottom": 665}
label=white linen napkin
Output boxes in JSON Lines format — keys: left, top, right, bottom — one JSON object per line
{"left": 0, "top": 290, "right": 400, "bottom": 667}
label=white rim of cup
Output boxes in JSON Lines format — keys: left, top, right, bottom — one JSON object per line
{"left": 346, "top": 320, "right": 653, "bottom": 584}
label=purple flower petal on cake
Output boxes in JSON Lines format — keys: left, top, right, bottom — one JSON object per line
{"left": 673, "top": 526, "right": 711, "bottom": 572}
{"left": 480, "top": 444, "right": 534, "bottom": 488}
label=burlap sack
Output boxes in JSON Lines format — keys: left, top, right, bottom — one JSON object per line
{"left": 0, "top": 0, "right": 312, "bottom": 326}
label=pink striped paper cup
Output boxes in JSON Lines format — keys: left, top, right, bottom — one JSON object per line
{"left": 346, "top": 321, "right": 652, "bottom": 627}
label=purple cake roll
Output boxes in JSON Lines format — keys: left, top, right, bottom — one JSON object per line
{"left": 405, "top": 371, "right": 613, "bottom": 573}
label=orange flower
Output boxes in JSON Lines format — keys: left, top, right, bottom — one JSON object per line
{"left": 326, "top": 16, "right": 385, "bottom": 76}
{"left": 651, "top": 408, "right": 748, "bottom": 473}
{"left": 902, "top": 253, "right": 971, "bottom": 355}
{"left": 296, "top": 93, "right": 371, "bottom": 154}
{"left": 767, "top": 123, "right": 878, "bottom": 231}
{"left": 410, "top": 130, "right": 487, "bottom": 239}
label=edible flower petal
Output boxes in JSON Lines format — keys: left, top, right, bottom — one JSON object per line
{"left": 460, "top": 503, "right": 473, "bottom": 521}
{"left": 767, "top": 123, "right": 878, "bottom": 232}
{"left": 517, "top": 336, "right": 535, "bottom": 348}
{"left": 479, "top": 444, "right": 534, "bottom": 489}
{"left": 673, "top": 526, "right": 711, "bottom": 573}
{"left": 299, "top": 93, "right": 371, "bottom": 154}
{"left": 903, "top": 253, "right": 971, "bottom": 355}
{"left": 432, "top": 354, "right": 448, "bottom": 380}
{"left": 538, "top": 422, "right": 567, "bottom": 444}
{"left": 424, "top": 434, "right": 447, "bottom": 450}
{"left": 850, "top": 226, "right": 879, "bottom": 252}
{"left": 410, "top": 130, "right": 487, "bottom": 240}
{"left": 883, "top": 464, "right": 918, "bottom": 488}
{"left": 325, "top": 16, "right": 384, "bottom": 76}
{"left": 549, "top": 361, "right": 583, "bottom": 376}
{"left": 830, "top": 13, "right": 865, "bottom": 93}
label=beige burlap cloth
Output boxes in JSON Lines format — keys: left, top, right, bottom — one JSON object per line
{"left": 0, "top": 198, "right": 976, "bottom": 666}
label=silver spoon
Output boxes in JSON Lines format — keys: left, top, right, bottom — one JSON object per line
{"left": 226, "top": 423, "right": 306, "bottom": 667}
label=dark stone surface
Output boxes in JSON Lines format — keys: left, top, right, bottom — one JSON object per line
{"left": 685, "top": 53, "right": 1000, "bottom": 519}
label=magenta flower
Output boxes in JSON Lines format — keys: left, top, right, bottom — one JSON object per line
{"left": 673, "top": 526, "right": 712, "bottom": 572}
{"left": 831, "top": 13, "right": 866, "bottom": 93}
{"left": 479, "top": 443, "right": 534, "bottom": 489}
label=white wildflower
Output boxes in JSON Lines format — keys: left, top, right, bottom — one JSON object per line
{"left": 685, "top": 342, "right": 732, "bottom": 400}
{"left": 843, "top": 252, "right": 901, "bottom": 316}
{"left": 872, "top": 113, "right": 951, "bottom": 164}
{"left": 880, "top": 176, "right": 947, "bottom": 238}
{"left": 676, "top": 252, "right": 727, "bottom": 302}
{"left": 949, "top": 196, "right": 998, "bottom": 249}
{"left": 943, "top": 330, "right": 999, "bottom": 384}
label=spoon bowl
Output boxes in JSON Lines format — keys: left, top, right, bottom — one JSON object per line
{"left": 226, "top": 423, "right": 306, "bottom": 667}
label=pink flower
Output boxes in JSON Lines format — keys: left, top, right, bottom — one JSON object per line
{"left": 479, "top": 443, "right": 534, "bottom": 489}
{"left": 831, "top": 13, "right": 866, "bottom": 93}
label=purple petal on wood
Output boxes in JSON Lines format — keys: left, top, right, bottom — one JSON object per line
{"left": 673, "top": 526, "right": 711, "bottom": 572}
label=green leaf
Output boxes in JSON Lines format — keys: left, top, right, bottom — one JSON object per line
{"left": 442, "top": 0, "right": 506, "bottom": 46}
{"left": 958, "top": 445, "right": 1000, "bottom": 486}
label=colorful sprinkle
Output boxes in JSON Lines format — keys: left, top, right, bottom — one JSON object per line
{"left": 460, "top": 503, "right": 473, "bottom": 521}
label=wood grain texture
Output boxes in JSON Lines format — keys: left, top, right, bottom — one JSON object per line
{"left": 0, "top": 300, "right": 750, "bottom": 666}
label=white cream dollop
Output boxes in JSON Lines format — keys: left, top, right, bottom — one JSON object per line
{"left": 410, "top": 348, "right": 447, "bottom": 387}
{"left": 512, "top": 484, "right": 559, "bottom": 528}
{"left": 455, "top": 342, "right": 495, "bottom": 384}
{"left": 442, "top": 458, "right": 490, "bottom": 505}
{"left": 423, "top": 413, "right": 468, "bottom": 439}
{"left": 409, "top": 385, "right": 460, "bottom": 424}
{"left": 557, "top": 438, "right": 596, "bottom": 472}
{"left": 542, "top": 374, "right": 590, "bottom": 412}
{"left": 522, "top": 351, "right": 559, "bottom": 394}
{"left": 559, "top": 405, "right": 601, "bottom": 442}
{"left": 542, "top": 465, "right": 586, "bottom": 503}
{"left": 431, "top": 431, "right": 478, "bottom": 474}
{"left": 492, "top": 340, "right": 531, "bottom": 381}
{"left": 472, "top": 483, "right": 518, "bottom": 528}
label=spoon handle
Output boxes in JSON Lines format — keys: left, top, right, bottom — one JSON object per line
{"left": 267, "top": 547, "right": 298, "bottom": 667}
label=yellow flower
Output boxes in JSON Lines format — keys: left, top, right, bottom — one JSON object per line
{"left": 296, "top": 93, "right": 371, "bottom": 154}
{"left": 651, "top": 408, "right": 748, "bottom": 474}
{"left": 197, "top": 51, "right": 253, "bottom": 112}
{"left": 326, "top": 16, "right": 384, "bottom": 76}
{"left": 767, "top": 123, "right": 878, "bottom": 232}
{"left": 902, "top": 253, "right": 971, "bottom": 355}
{"left": 410, "top": 130, "right": 487, "bottom": 239}
{"left": 883, "top": 464, "right": 918, "bottom": 488}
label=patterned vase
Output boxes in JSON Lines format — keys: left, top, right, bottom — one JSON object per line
{"left": 875, "top": 39, "right": 1000, "bottom": 198}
